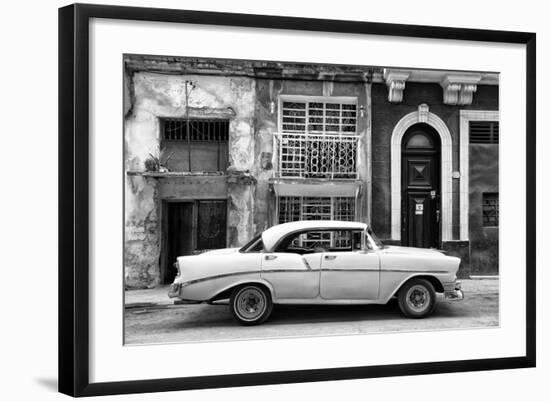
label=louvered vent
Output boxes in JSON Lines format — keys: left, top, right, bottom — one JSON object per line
{"left": 469, "top": 121, "right": 499, "bottom": 144}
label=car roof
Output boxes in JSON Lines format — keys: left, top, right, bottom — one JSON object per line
{"left": 261, "top": 220, "right": 368, "bottom": 252}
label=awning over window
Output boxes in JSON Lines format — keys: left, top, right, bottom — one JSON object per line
{"left": 270, "top": 179, "right": 361, "bottom": 197}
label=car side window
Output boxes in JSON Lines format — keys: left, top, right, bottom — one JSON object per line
{"left": 275, "top": 229, "right": 363, "bottom": 254}
{"left": 248, "top": 239, "right": 264, "bottom": 252}
{"left": 331, "top": 230, "right": 363, "bottom": 252}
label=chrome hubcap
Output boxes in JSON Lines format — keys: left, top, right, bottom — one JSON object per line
{"left": 236, "top": 288, "right": 266, "bottom": 321}
{"left": 406, "top": 285, "right": 431, "bottom": 312}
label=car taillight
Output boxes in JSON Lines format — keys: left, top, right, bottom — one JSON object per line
{"left": 173, "top": 261, "right": 181, "bottom": 277}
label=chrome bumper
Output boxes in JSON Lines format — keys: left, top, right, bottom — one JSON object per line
{"left": 443, "top": 281, "right": 464, "bottom": 301}
{"left": 444, "top": 289, "right": 464, "bottom": 301}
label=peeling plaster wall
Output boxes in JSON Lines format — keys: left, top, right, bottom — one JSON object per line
{"left": 252, "top": 79, "right": 280, "bottom": 234}
{"left": 125, "top": 176, "right": 160, "bottom": 288}
{"left": 125, "top": 72, "right": 256, "bottom": 287}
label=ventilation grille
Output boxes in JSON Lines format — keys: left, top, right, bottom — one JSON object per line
{"left": 469, "top": 121, "right": 499, "bottom": 144}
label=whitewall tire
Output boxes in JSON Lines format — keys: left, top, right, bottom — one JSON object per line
{"left": 230, "top": 285, "right": 273, "bottom": 325}
{"left": 397, "top": 278, "right": 437, "bottom": 318}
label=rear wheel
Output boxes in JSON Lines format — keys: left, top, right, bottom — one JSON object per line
{"left": 397, "top": 278, "right": 436, "bottom": 318}
{"left": 230, "top": 285, "right": 273, "bottom": 325}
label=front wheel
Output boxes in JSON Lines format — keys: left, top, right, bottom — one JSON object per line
{"left": 230, "top": 285, "right": 273, "bottom": 325}
{"left": 397, "top": 278, "right": 436, "bottom": 318}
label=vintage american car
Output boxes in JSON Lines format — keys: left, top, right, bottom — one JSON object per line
{"left": 168, "top": 220, "right": 464, "bottom": 325}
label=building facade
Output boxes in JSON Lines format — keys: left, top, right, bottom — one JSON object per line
{"left": 124, "top": 55, "right": 499, "bottom": 288}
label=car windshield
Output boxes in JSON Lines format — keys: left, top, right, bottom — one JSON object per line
{"left": 239, "top": 233, "right": 263, "bottom": 253}
{"left": 366, "top": 227, "right": 385, "bottom": 250}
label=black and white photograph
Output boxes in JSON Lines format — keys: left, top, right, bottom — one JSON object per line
{"left": 1, "top": 0, "right": 545, "bottom": 399}
{"left": 123, "top": 55, "right": 500, "bottom": 344}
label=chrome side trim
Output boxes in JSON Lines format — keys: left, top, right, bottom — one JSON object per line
{"left": 321, "top": 268, "right": 379, "bottom": 272}
{"left": 381, "top": 269, "right": 449, "bottom": 274}
{"left": 180, "top": 269, "right": 312, "bottom": 288}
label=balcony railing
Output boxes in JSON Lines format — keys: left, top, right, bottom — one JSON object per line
{"left": 274, "top": 132, "right": 359, "bottom": 179}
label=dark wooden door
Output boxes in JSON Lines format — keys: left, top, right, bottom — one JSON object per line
{"left": 166, "top": 202, "right": 193, "bottom": 283}
{"left": 401, "top": 125, "right": 440, "bottom": 248}
{"left": 197, "top": 200, "right": 227, "bottom": 250}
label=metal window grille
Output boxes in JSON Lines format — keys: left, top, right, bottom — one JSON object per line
{"left": 277, "top": 196, "right": 356, "bottom": 247}
{"left": 162, "top": 119, "right": 229, "bottom": 141}
{"left": 469, "top": 121, "right": 499, "bottom": 144}
{"left": 160, "top": 118, "right": 229, "bottom": 172}
{"left": 282, "top": 102, "right": 357, "bottom": 134}
{"left": 277, "top": 100, "right": 358, "bottom": 178}
{"left": 482, "top": 192, "right": 499, "bottom": 227}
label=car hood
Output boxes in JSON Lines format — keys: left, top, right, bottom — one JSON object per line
{"left": 200, "top": 247, "right": 240, "bottom": 256}
{"left": 381, "top": 245, "right": 446, "bottom": 256}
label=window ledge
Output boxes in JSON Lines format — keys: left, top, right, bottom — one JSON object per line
{"left": 127, "top": 171, "right": 227, "bottom": 178}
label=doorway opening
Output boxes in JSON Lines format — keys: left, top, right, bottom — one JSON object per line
{"left": 161, "top": 200, "right": 227, "bottom": 284}
{"left": 401, "top": 124, "right": 441, "bottom": 248}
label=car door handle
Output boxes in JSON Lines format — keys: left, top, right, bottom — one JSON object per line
{"left": 264, "top": 255, "right": 277, "bottom": 261}
{"left": 324, "top": 255, "right": 337, "bottom": 260}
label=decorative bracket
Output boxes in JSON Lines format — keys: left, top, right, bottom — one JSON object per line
{"left": 383, "top": 69, "right": 410, "bottom": 103}
{"left": 418, "top": 103, "right": 430, "bottom": 123}
{"left": 440, "top": 74, "right": 482, "bottom": 105}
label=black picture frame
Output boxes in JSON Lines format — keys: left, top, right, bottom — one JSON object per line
{"left": 58, "top": 3, "right": 536, "bottom": 397}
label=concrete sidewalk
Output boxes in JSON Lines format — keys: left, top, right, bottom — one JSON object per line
{"left": 125, "top": 285, "right": 172, "bottom": 307}
{"left": 124, "top": 278, "right": 499, "bottom": 308}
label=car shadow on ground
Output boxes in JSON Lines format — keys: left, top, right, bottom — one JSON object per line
{"left": 267, "top": 300, "right": 402, "bottom": 325}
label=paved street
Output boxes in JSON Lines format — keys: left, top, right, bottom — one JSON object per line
{"left": 124, "top": 279, "right": 499, "bottom": 345}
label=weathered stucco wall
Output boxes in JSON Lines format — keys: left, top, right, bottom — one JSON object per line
{"left": 124, "top": 72, "right": 256, "bottom": 287}
{"left": 125, "top": 175, "right": 160, "bottom": 288}
{"left": 252, "top": 79, "right": 280, "bottom": 234}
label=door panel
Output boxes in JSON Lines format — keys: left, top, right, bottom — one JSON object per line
{"left": 197, "top": 200, "right": 227, "bottom": 250}
{"left": 320, "top": 251, "right": 380, "bottom": 299}
{"left": 166, "top": 202, "right": 194, "bottom": 283}
{"left": 402, "top": 155, "right": 440, "bottom": 248}
{"left": 261, "top": 253, "right": 321, "bottom": 299}
{"left": 405, "top": 192, "right": 437, "bottom": 248}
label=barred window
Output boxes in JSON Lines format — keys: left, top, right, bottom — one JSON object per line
{"left": 278, "top": 196, "right": 356, "bottom": 248}
{"left": 160, "top": 118, "right": 229, "bottom": 172}
{"left": 482, "top": 192, "right": 499, "bottom": 227}
{"left": 278, "top": 99, "right": 359, "bottom": 179}
{"left": 282, "top": 101, "right": 357, "bottom": 134}
{"left": 278, "top": 196, "right": 355, "bottom": 224}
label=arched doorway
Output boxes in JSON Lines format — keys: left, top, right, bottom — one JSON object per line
{"left": 401, "top": 124, "right": 441, "bottom": 248}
